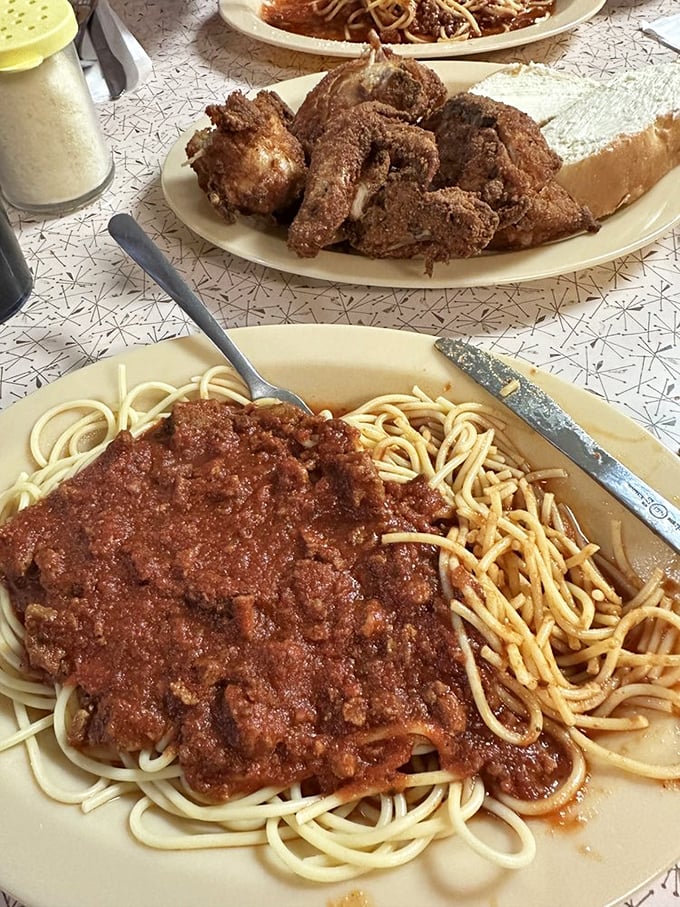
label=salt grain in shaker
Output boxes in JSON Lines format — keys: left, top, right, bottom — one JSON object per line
{"left": 0, "top": 0, "right": 114, "bottom": 215}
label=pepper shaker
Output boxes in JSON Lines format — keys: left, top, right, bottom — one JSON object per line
{"left": 0, "top": 0, "right": 114, "bottom": 215}
{"left": 0, "top": 202, "right": 32, "bottom": 323}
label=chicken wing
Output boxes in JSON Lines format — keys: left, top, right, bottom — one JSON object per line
{"left": 288, "top": 102, "right": 440, "bottom": 258}
{"left": 346, "top": 182, "right": 499, "bottom": 274}
{"left": 487, "top": 181, "right": 600, "bottom": 250}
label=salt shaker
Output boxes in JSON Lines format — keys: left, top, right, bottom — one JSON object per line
{"left": 0, "top": 0, "right": 114, "bottom": 215}
{"left": 0, "top": 202, "right": 32, "bottom": 323}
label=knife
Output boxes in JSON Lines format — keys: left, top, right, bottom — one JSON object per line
{"left": 434, "top": 338, "right": 680, "bottom": 556}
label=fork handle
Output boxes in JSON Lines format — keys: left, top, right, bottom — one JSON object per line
{"left": 107, "top": 214, "right": 267, "bottom": 394}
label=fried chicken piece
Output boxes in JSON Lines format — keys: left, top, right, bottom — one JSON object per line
{"left": 288, "top": 102, "right": 440, "bottom": 259}
{"left": 423, "top": 93, "right": 562, "bottom": 230}
{"left": 186, "top": 90, "right": 307, "bottom": 224}
{"left": 346, "top": 182, "right": 499, "bottom": 274}
{"left": 291, "top": 33, "right": 447, "bottom": 155}
{"left": 487, "top": 181, "right": 600, "bottom": 250}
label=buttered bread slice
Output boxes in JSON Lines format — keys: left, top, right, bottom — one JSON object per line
{"left": 542, "top": 63, "right": 680, "bottom": 219}
{"left": 469, "top": 62, "right": 598, "bottom": 126}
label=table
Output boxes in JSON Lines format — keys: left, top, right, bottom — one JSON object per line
{"left": 0, "top": 0, "right": 678, "bottom": 904}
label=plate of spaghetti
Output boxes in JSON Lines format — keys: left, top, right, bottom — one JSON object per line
{"left": 1, "top": 324, "right": 679, "bottom": 907}
{"left": 218, "top": 0, "right": 606, "bottom": 57}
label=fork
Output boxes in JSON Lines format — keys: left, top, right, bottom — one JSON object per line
{"left": 107, "top": 214, "right": 313, "bottom": 414}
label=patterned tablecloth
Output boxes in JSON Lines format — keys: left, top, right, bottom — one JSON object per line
{"left": 1, "top": 0, "right": 679, "bottom": 904}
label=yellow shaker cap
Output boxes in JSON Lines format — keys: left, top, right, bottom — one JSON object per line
{"left": 0, "top": 0, "right": 77, "bottom": 72}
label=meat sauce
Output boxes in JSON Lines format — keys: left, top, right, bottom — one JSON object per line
{"left": 0, "top": 400, "right": 571, "bottom": 802}
{"left": 260, "top": 0, "right": 555, "bottom": 44}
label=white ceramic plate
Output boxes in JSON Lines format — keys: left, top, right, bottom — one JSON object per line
{"left": 1, "top": 324, "right": 680, "bottom": 907}
{"left": 161, "top": 61, "right": 680, "bottom": 289}
{"left": 218, "top": 0, "right": 606, "bottom": 58}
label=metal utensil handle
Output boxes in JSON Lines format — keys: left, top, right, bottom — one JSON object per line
{"left": 88, "top": 7, "right": 127, "bottom": 100}
{"left": 434, "top": 338, "right": 680, "bottom": 556}
{"left": 107, "top": 213, "right": 268, "bottom": 395}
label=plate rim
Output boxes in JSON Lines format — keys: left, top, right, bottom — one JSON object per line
{"left": 217, "top": 0, "right": 607, "bottom": 58}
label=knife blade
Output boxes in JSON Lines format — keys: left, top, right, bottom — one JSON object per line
{"left": 434, "top": 338, "right": 680, "bottom": 555}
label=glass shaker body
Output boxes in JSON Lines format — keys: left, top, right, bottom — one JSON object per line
{"left": 0, "top": 1, "right": 114, "bottom": 215}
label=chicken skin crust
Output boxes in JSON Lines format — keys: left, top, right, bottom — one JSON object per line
{"left": 487, "top": 181, "right": 600, "bottom": 250}
{"left": 423, "top": 93, "right": 562, "bottom": 230}
{"left": 288, "top": 102, "right": 440, "bottom": 259}
{"left": 346, "top": 182, "right": 499, "bottom": 274}
{"left": 291, "top": 37, "right": 447, "bottom": 155}
{"left": 186, "top": 90, "right": 307, "bottom": 224}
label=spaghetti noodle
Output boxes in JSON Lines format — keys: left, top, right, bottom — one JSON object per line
{"left": 0, "top": 365, "right": 679, "bottom": 882}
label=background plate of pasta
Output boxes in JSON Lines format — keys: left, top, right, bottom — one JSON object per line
{"left": 218, "top": 0, "right": 606, "bottom": 58}
{"left": 0, "top": 324, "right": 679, "bottom": 907}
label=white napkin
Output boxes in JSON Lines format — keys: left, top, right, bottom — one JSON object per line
{"left": 82, "top": 0, "right": 153, "bottom": 103}
{"left": 641, "top": 13, "right": 680, "bottom": 52}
